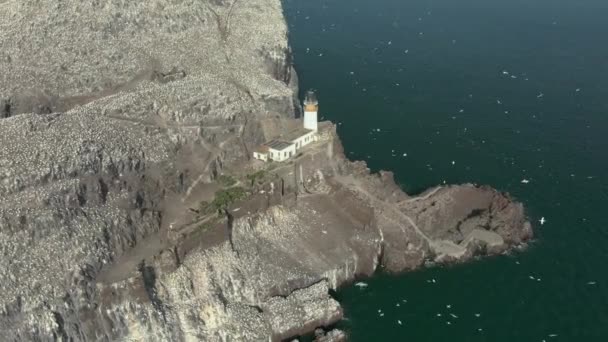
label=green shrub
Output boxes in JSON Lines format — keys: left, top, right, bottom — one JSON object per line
{"left": 246, "top": 170, "right": 266, "bottom": 186}
{"left": 211, "top": 187, "right": 247, "bottom": 211}
{"left": 217, "top": 174, "right": 237, "bottom": 187}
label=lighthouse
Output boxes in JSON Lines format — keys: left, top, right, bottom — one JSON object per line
{"left": 252, "top": 89, "right": 320, "bottom": 163}
{"left": 303, "top": 90, "right": 318, "bottom": 131}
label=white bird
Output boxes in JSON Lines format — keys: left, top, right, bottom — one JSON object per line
{"left": 397, "top": 320, "right": 402, "bottom": 325}
{"left": 537, "top": 93, "right": 544, "bottom": 98}
{"left": 354, "top": 282, "right": 368, "bottom": 288}
{"left": 475, "top": 313, "right": 481, "bottom": 317}
{"left": 521, "top": 179, "right": 530, "bottom": 184}
{"left": 575, "top": 88, "right": 581, "bottom": 92}
{"left": 539, "top": 217, "right": 546, "bottom": 225}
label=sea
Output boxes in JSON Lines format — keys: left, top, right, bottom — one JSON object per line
{"left": 282, "top": 0, "right": 608, "bottom": 340}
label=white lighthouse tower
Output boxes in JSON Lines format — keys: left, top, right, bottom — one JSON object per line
{"left": 303, "top": 90, "right": 318, "bottom": 131}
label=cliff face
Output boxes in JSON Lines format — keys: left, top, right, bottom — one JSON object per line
{"left": 0, "top": 0, "right": 297, "bottom": 340}
{"left": 0, "top": 1, "right": 532, "bottom": 341}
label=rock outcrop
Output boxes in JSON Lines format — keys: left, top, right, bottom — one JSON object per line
{"left": 0, "top": 0, "right": 532, "bottom": 341}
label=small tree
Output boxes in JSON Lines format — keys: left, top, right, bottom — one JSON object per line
{"left": 211, "top": 187, "right": 247, "bottom": 212}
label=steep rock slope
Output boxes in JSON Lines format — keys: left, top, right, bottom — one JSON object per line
{"left": 0, "top": 0, "right": 299, "bottom": 340}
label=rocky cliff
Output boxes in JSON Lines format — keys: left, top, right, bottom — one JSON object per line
{"left": 0, "top": 1, "right": 532, "bottom": 341}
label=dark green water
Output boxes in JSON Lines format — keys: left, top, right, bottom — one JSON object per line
{"left": 282, "top": 0, "right": 608, "bottom": 340}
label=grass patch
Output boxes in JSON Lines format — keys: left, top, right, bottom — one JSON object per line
{"left": 197, "top": 200, "right": 214, "bottom": 215}
{"left": 246, "top": 170, "right": 266, "bottom": 186}
{"left": 217, "top": 174, "right": 237, "bottom": 187}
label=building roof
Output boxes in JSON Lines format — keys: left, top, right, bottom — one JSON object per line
{"left": 254, "top": 145, "right": 269, "bottom": 153}
{"left": 265, "top": 139, "right": 293, "bottom": 151}
{"left": 283, "top": 127, "right": 314, "bottom": 142}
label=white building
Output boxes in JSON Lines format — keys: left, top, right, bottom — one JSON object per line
{"left": 253, "top": 90, "right": 320, "bottom": 162}
{"left": 285, "top": 127, "right": 316, "bottom": 150}
{"left": 252, "top": 146, "right": 269, "bottom": 161}
{"left": 264, "top": 140, "right": 297, "bottom": 162}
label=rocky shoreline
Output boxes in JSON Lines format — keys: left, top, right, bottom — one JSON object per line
{"left": 0, "top": 0, "right": 532, "bottom": 340}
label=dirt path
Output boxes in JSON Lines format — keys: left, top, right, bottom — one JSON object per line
{"left": 335, "top": 173, "right": 467, "bottom": 257}
{"left": 106, "top": 114, "right": 242, "bottom": 131}
{"left": 402, "top": 186, "right": 442, "bottom": 203}
{"left": 327, "top": 141, "right": 467, "bottom": 257}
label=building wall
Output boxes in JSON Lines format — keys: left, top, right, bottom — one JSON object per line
{"left": 253, "top": 152, "right": 268, "bottom": 161}
{"left": 304, "top": 110, "right": 318, "bottom": 131}
{"left": 269, "top": 144, "right": 296, "bottom": 162}
{"left": 292, "top": 131, "right": 316, "bottom": 151}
